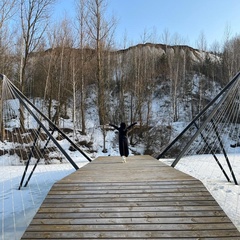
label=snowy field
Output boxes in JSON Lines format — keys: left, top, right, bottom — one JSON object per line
{"left": 0, "top": 157, "right": 89, "bottom": 240}
{"left": 1, "top": 152, "right": 240, "bottom": 240}
{"left": 161, "top": 154, "right": 240, "bottom": 233}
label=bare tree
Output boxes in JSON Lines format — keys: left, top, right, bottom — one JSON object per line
{"left": 54, "top": 18, "right": 74, "bottom": 127}
{"left": 221, "top": 25, "right": 239, "bottom": 83}
{"left": 0, "top": 0, "right": 17, "bottom": 75}
{"left": 75, "top": 0, "right": 90, "bottom": 135}
{"left": 196, "top": 31, "right": 207, "bottom": 51}
{"left": 35, "top": 16, "right": 74, "bottom": 128}
{"left": 0, "top": 0, "right": 16, "bottom": 28}
{"left": 43, "top": 26, "right": 60, "bottom": 121}
{"left": 19, "top": 0, "right": 55, "bottom": 93}
{"left": 140, "top": 28, "right": 152, "bottom": 44}
{"left": 208, "top": 40, "right": 221, "bottom": 82}
{"left": 161, "top": 28, "right": 171, "bottom": 43}
{"left": 0, "top": 0, "right": 17, "bottom": 140}
{"left": 223, "top": 35, "right": 240, "bottom": 81}
{"left": 86, "top": 0, "right": 116, "bottom": 126}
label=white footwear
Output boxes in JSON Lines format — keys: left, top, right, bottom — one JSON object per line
{"left": 122, "top": 156, "right": 127, "bottom": 163}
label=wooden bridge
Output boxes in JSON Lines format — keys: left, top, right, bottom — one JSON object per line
{"left": 21, "top": 155, "right": 240, "bottom": 239}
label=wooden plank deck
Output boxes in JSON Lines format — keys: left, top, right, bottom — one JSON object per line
{"left": 21, "top": 155, "right": 240, "bottom": 239}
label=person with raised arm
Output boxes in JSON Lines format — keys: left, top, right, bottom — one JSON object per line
{"left": 109, "top": 122, "right": 137, "bottom": 163}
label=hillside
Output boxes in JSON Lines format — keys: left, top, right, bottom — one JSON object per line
{"left": 117, "top": 42, "right": 220, "bottom": 64}
{"left": 1, "top": 41, "right": 238, "bottom": 161}
{"left": 0, "top": 71, "right": 223, "bottom": 163}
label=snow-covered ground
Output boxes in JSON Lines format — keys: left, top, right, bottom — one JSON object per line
{"left": 1, "top": 149, "right": 240, "bottom": 240}
{"left": 1, "top": 77, "right": 240, "bottom": 239}
{"left": 0, "top": 152, "right": 90, "bottom": 240}
{"left": 161, "top": 154, "right": 240, "bottom": 233}
{"left": 0, "top": 126, "right": 126, "bottom": 240}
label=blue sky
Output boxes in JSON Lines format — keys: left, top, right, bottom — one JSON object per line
{"left": 54, "top": 0, "right": 240, "bottom": 49}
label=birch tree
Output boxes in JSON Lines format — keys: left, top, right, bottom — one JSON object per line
{"left": 86, "top": 0, "right": 115, "bottom": 126}
{"left": 75, "top": 0, "right": 90, "bottom": 135}
{"left": 0, "top": 0, "right": 17, "bottom": 76}
{"left": 0, "top": 0, "right": 17, "bottom": 140}
{"left": 54, "top": 18, "right": 74, "bottom": 127}
{"left": 19, "top": 0, "right": 55, "bottom": 93}
{"left": 41, "top": 18, "right": 74, "bottom": 126}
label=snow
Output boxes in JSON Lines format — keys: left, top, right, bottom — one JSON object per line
{"left": 1, "top": 149, "right": 240, "bottom": 239}
{"left": 1, "top": 76, "right": 240, "bottom": 239}
{"left": 0, "top": 115, "right": 125, "bottom": 240}
{"left": 160, "top": 154, "right": 240, "bottom": 232}
{"left": 1, "top": 103, "right": 240, "bottom": 239}
{"left": 0, "top": 157, "right": 89, "bottom": 240}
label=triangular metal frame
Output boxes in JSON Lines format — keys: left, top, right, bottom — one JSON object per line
{"left": 157, "top": 72, "right": 240, "bottom": 185}
{"left": 0, "top": 75, "right": 92, "bottom": 189}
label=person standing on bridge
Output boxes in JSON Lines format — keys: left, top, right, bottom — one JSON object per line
{"left": 109, "top": 122, "right": 137, "bottom": 163}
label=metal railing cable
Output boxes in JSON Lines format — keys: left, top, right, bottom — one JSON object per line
{"left": 157, "top": 72, "right": 240, "bottom": 185}
{"left": 0, "top": 74, "right": 92, "bottom": 189}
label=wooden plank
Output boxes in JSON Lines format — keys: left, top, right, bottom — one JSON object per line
{"left": 51, "top": 184, "right": 207, "bottom": 190}
{"left": 48, "top": 191, "right": 210, "bottom": 198}
{"left": 49, "top": 187, "right": 209, "bottom": 193}
{"left": 30, "top": 216, "right": 232, "bottom": 225}
{"left": 44, "top": 193, "right": 214, "bottom": 200}
{"left": 54, "top": 180, "right": 202, "bottom": 186}
{"left": 25, "top": 223, "right": 237, "bottom": 231}
{"left": 31, "top": 210, "right": 227, "bottom": 219}
{"left": 37, "top": 205, "right": 223, "bottom": 213}
{"left": 41, "top": 200, "right": 218, "bottom": 208}
{"left": 43, "top": 195, "right": 216, "bottom": 202}
{"left": 44, "top": 197, "right": 218, "bottom": 204}
{"left": 21, "top": 230, "right": 240, "bottom": 239}
{"left": 21, "top": 155, "right": 240, "bottom": 239}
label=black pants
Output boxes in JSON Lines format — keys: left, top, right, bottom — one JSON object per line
{"left": 119, "top": 137, "right": 129, "bottom": 157}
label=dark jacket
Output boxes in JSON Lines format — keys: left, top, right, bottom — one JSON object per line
{"left": 110, "top": 122, "right": 137, "bottom": 157}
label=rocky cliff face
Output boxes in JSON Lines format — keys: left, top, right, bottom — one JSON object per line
{"left": 117, "top": 42, "right": 220, "bottom": 63}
